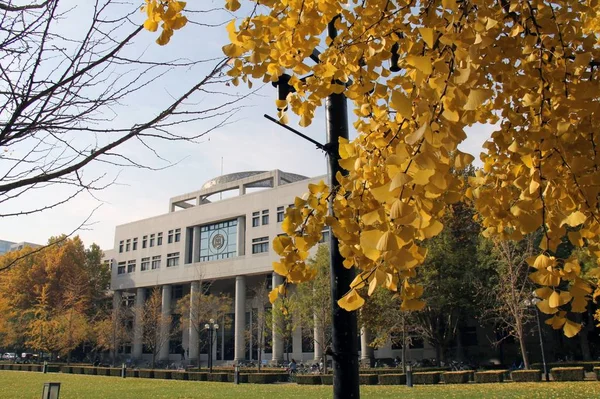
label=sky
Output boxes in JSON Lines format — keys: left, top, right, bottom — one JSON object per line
{"left": 1, "top": 1, "right": 494, "bottom": 251}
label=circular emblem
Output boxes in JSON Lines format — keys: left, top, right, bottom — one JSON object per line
{"left": 211, "top": 233, "right": 225, "bottom": 250}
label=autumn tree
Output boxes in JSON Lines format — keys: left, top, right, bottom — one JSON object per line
{"left": 93, "top": 299, "right": 132, "bottom": 367}
{"left": 211, "top": 0, "right": 600, "bottom": 344}
{"left": 294, "top": 244, "right": 332, "bottom": 372}
{"left": 247, "top": 279, "right": 272, "bottom": 371}
{"left": 138, "top": 287, "right": 174, "bottom": 368}
{"left": 175, "top": 284, "right": 231, "bottom": 369}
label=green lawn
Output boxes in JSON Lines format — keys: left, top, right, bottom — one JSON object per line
{"left": 1, "top": 370, "right": 598, "bottom": 399}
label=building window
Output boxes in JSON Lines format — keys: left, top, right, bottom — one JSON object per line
{"left": 172, "top": 285, "right": 184, "bottom": 300}
{"left": 252, "top": 236, "right": 269, "bottom": 254}
{"left": 167, "top": 252, "right": 180, "bottom": 267}
{"left": 157, "top": 232, "right": 163, "bottom": 246}
{"left": 168, "top": 230, "right": 174, "bottom": 244}
{"left": 127, "top": 260, "right": 136, "bottom": 273}
{"left": 141, "top": 257, "right": 150, "bottom": 271}
{"left": 142, "top": 235, "right": 147, "bottom": 249}
{"left": 319, "top": 227, "right": 331, "bottom": 243}
{"left": 277, "top": 206, "right": 284, "bottom": 222}
{"left": 133, "top": 238, "right": 138, "bottom": 251}
{"left": 150, "top": 234, "right": 155, "bottom": 247}
{"left": 262, "top": 209, "right": 269, "bottom": 225}
{"left": 117, "top": 261, "right": 126, "bottom": 275}
{"left": 119, "top": 241, "right": 124, "bottom": 253}
{"left": 126, "top": 239, "right": 131, "bottom": 252}
{"left": 175, "top": 228, "right": 181, "bottom": 242}
{"left": 252, "top": 211, "right": 259, "bottom": 227}
{"left": 151, "top": 255, "right": 161, "bottom": 269}
{"left": 199, "top": 219, "right": 238, "bottom": 262}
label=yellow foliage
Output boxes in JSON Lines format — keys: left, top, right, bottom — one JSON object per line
{"left": 141, "top": 1, "right": 187, "bottom": 45}
{"left": 218, "top": 0, "right": 600, "bottom": 335}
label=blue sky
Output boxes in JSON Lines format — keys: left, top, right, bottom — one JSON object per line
{"left": 2, "top": 1, "right": 493, "bottom": 251}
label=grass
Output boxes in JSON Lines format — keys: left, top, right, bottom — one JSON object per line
{"left": 1, "top": 370, "right": 599, "bottom": 398}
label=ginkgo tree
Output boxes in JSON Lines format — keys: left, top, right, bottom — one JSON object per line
{"left": 145, "top": 0, "right": 600, "bottom": 338}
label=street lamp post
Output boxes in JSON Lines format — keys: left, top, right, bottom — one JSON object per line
{"left": 525, "top": 295, "right": 549, "bottom": 381}
{"left": 204, "top": 319, "right": 219, "bottom": 373}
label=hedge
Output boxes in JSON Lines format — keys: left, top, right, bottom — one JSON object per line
{"left": 126, "top": 369, "right": 139, "bottom": 378}
{"left": 83, "top": 367, "right": 97, "bottom": 375}
{"left": 153, "top": 370, "right": 172, "bottom": 380}
{"left": 550, "top": 367, "right": 585, "bottom": 381}
{"left": 296, "top": 375, "right": 322, "bottom": 385}
{"left": 358, "top": 374, "right": 378, "bottom": 385}
{"left": 188, "top": 372, "right": 208, "bottom": 381}
{"left": 61, "top": 366, "right": 73, "bottom": 374}
{"left": 171, "top": 371, "right": 189, "bottom": 380}
{"left": 72, "top": 366, "right": 85, "bottom": 374}
{"left": 95, "top": 367, "right": 111, "bottom": 376}
{"left": 511, "top": 370, "right": 542, "bottom": 382}
{"left": 442, "top": 371, "right": 472, "bottom": 384}
{"left": 109, "top": 368, "right": 122, "bottom": 377}
{"left": 532, "top": 362, "right": 600, "bottom": 372}
{"left": 247, "top": 373, "right": 285, "bottom": 384}
{"left": 594, "top": 367, "right": 600, "bottom": 381}
{"left": 321, "top": 374, "right": 333, "bottom": 385}
{"left": 413, "top": 372, "right": 441, "bottom": 385}
{"left": 227, "top": 373, "right": 249, "bottom": 383}
{"left": 138, "top": 369, "right": 154, "bottom": 379}
{"left": 475, "top": 370, "right": 506, "bottom": 383}
{"left": 46, "top": 365, "right": 61, "bottom": 373}
{"left": 207, "top": 373, "right": 229, "bottom": 382}
{"left": 378, "top": 374, "right": 406, "bottom": 385}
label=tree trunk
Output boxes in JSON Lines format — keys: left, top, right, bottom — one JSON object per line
{"left": 455, "top": 325, "right": 464, "bottom": 362}
{"left": 517, "top": 328, "right": 530, "bottom": 369}
{"left": 401, "top": 319, "right": 407, "bottom": 372}
{"left": 579, "top": 312, "right": 592, "bottom": 361}
{"left": 435, "top": 344, "right": 441, "bottom": 367}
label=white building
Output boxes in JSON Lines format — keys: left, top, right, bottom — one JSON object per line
{"left": 108, "top": 170, "right": 438, "bottom": 366}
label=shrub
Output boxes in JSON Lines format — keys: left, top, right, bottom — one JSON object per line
{"left": 295, "top": 375, "right": 322, "bottom": 385}
{"left": 46, "top": 365, "right": 60, "bottom": 373}
{"left": 153, "top": 370, "right": 172, "bottom": 380}
{"left": 207, "top": 373, "right": 229, "bottom": 382}
{"left": 227, "top": 373, "right": 248, "bottom": 383}
{"left": 109, "top": 368, "right": 122, "bottom": 377}
{"left": 359, "top": 374, "right": 378, "bottom": 385}
{"left": 475, "top": 370, "right": 506, "bottom": 383}
{"left": 95, "top": 367, "right": 110, "bottom": 376}
{"left": 594, "top": 367, "right": 600, "bottom": 381}
{"left": 247, "top": 373, "right": 283, "bottom": 384}
{"left": 138, "top": 369, "right": 154, "bottom": 379}
{"left": 550, "top": 367, "right": 584, "bottom": 381}
{"left": 72, "top": 366, "right": 85, "bottom": 374}
{"left": 321, "top": 374, "right": 333, "bottom": 385}
{"left": 511, "top": 370, "right": 541, "bottom": 382}
{"left": 83, "top": 367, "right": 97, "bottom": 375}
{"left": 61, "top": 366, "right": 73, "bottom": 374}
{"left": 532, "top": 362, "right": 600, "bottom": 372}
{"left": 413, "top": 371, "right": 441, "bottom": 385}
{"left": 126, "top": 369, "right": 139, "bottom": 378}
{"left": 171, "top": 371, "right": 188, "bottom": 380}
{"left": 187, "top": 372, "right": 208, "bottom": 381}
{"left": 378, "top": 374, "right": 406, "bottom": 385}
{"left": 442, "top": 371, "right": 472, "bottom": 384}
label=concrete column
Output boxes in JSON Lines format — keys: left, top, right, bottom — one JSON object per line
{"left": 361, "top": 326, "right": 375, "bottom": 366}
{"left": 159, "top": 285, "right": 172, "bottom": 362}
{"left": 192, "top": 226, "right": 201, "bottom": 263}
{"left": 133, "top": 288, "right": 146, "bottom": 360}
{"left": 234, "top": 276, "right": 246, "bottom": 362}
{"left": 314, "top": 315, "right": 323, "bottom": 361}
{"left": 188, "top": 281, "right": 200, "bottom": 363}
{"left": 236, "top": 216, "right": 245, "bottom": 256}
{"left": 271, "top": 273, "right": 284, "bottom": 364}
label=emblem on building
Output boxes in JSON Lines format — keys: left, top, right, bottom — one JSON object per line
{"left": 212, "top": 233, "right": 225, "bottom": 250}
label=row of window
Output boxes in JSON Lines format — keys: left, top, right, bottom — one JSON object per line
{"left": 117, "top": 252, "right": 180, "bottom": 275}
{"left": 251, "top": 206, "right": 287, "bottom": 228}
{"left": 119, "top": 229, "right": 181, "bottom": 253}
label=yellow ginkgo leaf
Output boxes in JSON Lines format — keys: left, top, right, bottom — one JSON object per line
{"left": 401, "top": 298, "right": 426, "bottom": 311}
{"left": 463, "top": 89, "right": 492, "bottom": 111}
{"left": 563, "top": 319, "right": 582, "bottom": 338}
{"left": 405, "top": 55, "right": 432, "bottom": 74}
{"left": 560, "top": 211, "right": 587, "bottom": 227}
{"left": 418, "top": 27, "right": 435, "bottom": 48}
{"left": 268, "top": 287, "right": 279, "bottom": 304}
{"left": 548, "top": 290, "right": 561, "bottom": 308}
{"left": 338, "top": 289, "right": 365, "bottom": 311}
{"left": 390, "top": 90, "right": 412, "bottom": 119}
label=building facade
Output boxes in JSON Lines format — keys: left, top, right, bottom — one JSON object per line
{"left": 107, "top": 170, "right": 450, "bottom": 366}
